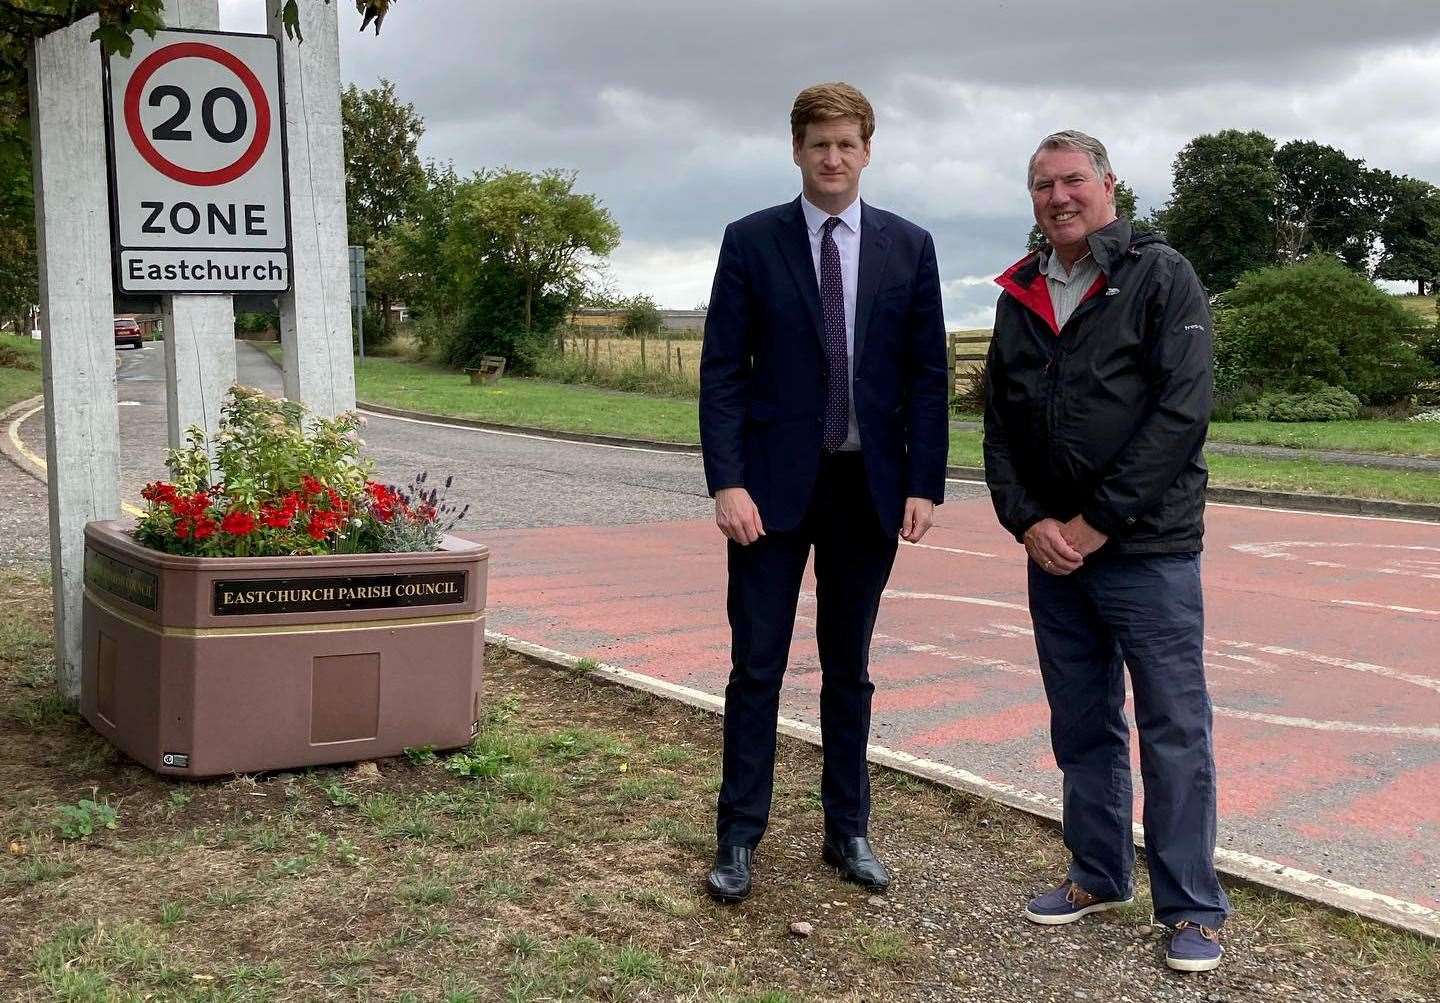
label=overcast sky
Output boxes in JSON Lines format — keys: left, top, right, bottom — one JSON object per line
{"left": 222, "top": 1, "right": 1440, "bottom": 326}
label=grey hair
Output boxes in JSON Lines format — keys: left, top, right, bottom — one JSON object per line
{"left": 1027, "top": 130, "right": 1114, "bottom": 190}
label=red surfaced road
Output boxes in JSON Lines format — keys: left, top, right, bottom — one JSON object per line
{"left": 472, "top": 494, "right": 1440, "bottom": 912}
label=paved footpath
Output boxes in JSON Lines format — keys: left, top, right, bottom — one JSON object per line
{"left": 6, "top": 342, "right": 1438, "bottom": 933}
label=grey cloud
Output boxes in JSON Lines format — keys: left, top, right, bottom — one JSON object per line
{"left": 217, "top": 1, "right": 1440, "bottom": 314}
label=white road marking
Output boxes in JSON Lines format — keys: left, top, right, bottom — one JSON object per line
{"left": 882, "top": 589, "right": 1028, "bottom": 612}
{"left": 904, "top": 541, "right": 998, "bottom": 558}
{"left": 1209, "top": 501, "right": 1440, "bottom": 527}
{"left": 1232, "top": 540, "right": 1440, "bottom": 579}
{"left": 1335, "top": 599, "right": 1440, "bottom": 618}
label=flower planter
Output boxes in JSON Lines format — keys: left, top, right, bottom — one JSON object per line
{"left": 80, "top": 520, "right": 488, "bottom": 778}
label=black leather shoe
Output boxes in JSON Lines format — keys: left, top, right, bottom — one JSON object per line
{"left": 822, "top": 834, "right": 890, "bottom": 892}
{"left": 705, "top": 845, "right": 753, "bottom": 902}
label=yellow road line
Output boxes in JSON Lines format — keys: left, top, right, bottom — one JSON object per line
{"left": 7, "top": 402, "right": 146, "bottom": 518}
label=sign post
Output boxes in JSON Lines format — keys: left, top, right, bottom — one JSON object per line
{"left": 30, "top": 14, "right": 121, "bottom": 702}
{"left": 267, "top": 0, "right": 355, "bottom": 416}
{"left": 349, "top": 243, "right": 366, "bottom": 365}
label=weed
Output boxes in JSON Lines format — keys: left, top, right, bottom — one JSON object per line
{"left": 404, "top": 744, "right": 438, "bottom": 766}
{"left": 158, "top": 901, "right": 185, "bottom": 926}
{"left": 322, "top": 780, "right": 360, "bottom": 808}
{"left": 402, "top": 877, "right": 456, "bottom": 907}
{"left": 859, "top": 925, "right": 912, "bottom": 963}
{"left": 612, "top": 943, "right": 664, "bottom": 981}
{"left": 53, "top": 796, "right": 118, "bottom": 841}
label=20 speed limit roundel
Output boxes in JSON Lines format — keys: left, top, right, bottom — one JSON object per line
{"left": 122, "top": 41, "right": 271, "bottom": 187}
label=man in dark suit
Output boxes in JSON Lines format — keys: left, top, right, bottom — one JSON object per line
{"left": 698, "top": 82, "right": 948, "bottom": 902}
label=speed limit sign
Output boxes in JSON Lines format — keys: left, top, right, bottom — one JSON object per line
{"left": 105, "top": 29, "right": 291, "bottom": 294}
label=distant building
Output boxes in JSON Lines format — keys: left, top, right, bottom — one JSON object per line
{"left": 570, "top": 307, "right": 707, "bottom": 333}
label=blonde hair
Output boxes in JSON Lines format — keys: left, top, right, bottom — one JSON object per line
{"left": 790, "top": 82, "right": 875, "bottom": 143}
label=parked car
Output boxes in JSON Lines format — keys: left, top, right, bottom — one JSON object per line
{"left": 114, "top": 317, "right": 143, "bottom": 350}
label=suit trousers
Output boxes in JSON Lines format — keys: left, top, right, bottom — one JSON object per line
{"left": 1027, "top": 551, "right": 1230, "bottom": 928}
{"left": 716, "top": 452, "right": 899, "bottom": 849}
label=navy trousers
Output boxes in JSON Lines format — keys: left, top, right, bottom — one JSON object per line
{"left": 1027, "top": 551, "right": 1230, "bottom": 928}
{"left": 717, "top": 452, "right": 899, "bottom": 849}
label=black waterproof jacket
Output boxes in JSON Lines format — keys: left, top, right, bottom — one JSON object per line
{"left": 983, "top": 219, "right": 1213, "bottom": 554}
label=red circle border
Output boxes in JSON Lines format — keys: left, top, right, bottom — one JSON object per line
{"left": 123, "top": 41, "right": 271, "bottom": 187}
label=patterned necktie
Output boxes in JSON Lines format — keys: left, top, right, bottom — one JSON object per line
{"left": 819, "top": 216, "right": 849, "bottom": 452}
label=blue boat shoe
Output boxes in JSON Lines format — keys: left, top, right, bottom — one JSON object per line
{"left": 1165, "top": 921, "right": 1224, "bottom": 972}
{"left": 1024, "top": 879, "right": 1134, "bottom": 925}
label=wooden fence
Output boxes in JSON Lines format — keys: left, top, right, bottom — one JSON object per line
{"left": 948, "top": 329, "right": 992, "bottom": 399}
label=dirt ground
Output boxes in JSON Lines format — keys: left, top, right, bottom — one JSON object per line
{"left": 0, "top": 571, "right": 1436, "bottom": 1002}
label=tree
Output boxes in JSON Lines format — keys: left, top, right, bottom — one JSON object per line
{"left": 620, "top": 294, "right": 662, "bottom": 337}
{"left": 1026, "top": 180, "right": 1144, "bottom": 252}
{"left": 341, "top": 79, "right": 426, "bottom": 338}
{"left": 1214, "top": 256, "right": 1431, "bottom": 404}
{"left": 1272, "top": 140, "right": 1380, "bottom": 269}
{"left": 1374, "top": 174, "right": 1440, "bottom": 295}
{"left": 0, "top": 88, "right": 36, "bottom": 336}
{"left": 341, "top": 80, "right": 425, "bottom": 248}
{"left": 449, "top": 169, "right": 621, "bottom": 335}
{"left": 1163, "top": 130, "right": 1279, "bottom": 292}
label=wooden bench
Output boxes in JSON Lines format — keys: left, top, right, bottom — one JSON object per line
{"left": 464, "top": 355, "right": 507, "bottom": 385}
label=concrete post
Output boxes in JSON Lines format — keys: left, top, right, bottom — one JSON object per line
{"left": 161, "top": 0, "right": 238, "bottom": 450}
{"left": 267, "top": 0, "right": 355, "bottom": 416}
{"left": 30, "top": 15, "right": 121, "bottom": 701}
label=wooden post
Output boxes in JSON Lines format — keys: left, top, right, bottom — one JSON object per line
{"left": 160, "top": 0, "right": 236, "bottom": 451}
{"left": 639, "top": 333, "right": 646, "bottom": 370}
{"left": 30, "top": 14, "right": 120, "bottom": 701}
{"left": 675, "top": 345, "right": 683, "bottom": 375}
{"left": 665, "top": 335, "right": 672, "bottom": 373}
{"left": 267, "top": 0, "right": 355, "bottom": 416}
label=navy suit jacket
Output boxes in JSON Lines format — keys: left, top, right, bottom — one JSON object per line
{"left": 699, "top": 197, "right": 949, "bottom": 536}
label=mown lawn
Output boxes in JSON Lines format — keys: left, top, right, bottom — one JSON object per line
{"left": 356, "top": 358, "right": 702, "bottom": 443}
{"left": 0, "top": 334, "right": 43, "bottom": 412}
{"left": 1208, "top": 419, "right": 1440, "bottom": 457}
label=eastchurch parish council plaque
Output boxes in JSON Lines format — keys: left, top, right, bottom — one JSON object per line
{"left": 212, "top": 572, "right": 468, "bottom": 616}
{"left": 84, "top": 548, "right": 159, "bottom": 611}
{"left": 104, "top": 29, "right": 291, "bottom": 293}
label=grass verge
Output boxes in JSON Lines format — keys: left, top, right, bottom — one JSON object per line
{"left": 252, "top": 350, "right": 1440, "bottom": 504}
{"left": 1, "top": 571, "right": 1437, "bottom": 1001}
{"left": 0, "top": 334, "right": 43, "bottom": 412}
{"left": 1208, "top": 419, "right": 1440, "bottom": 457}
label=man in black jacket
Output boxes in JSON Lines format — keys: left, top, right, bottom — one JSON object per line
{"left": 983, "top": 131, "right": 1230, "bottom": 973}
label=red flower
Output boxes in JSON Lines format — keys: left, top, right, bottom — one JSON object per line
{"left": 192, "top": 517, "right": 217, "bottom": 541}
{"left": 301, "top": 475, "right": 326, "bottom": 497}
{"left": 141, "top": 482, "right": 179, "bottom": 506}
{"left": 221, "top": 510, "right": 257, "bottom": 535}
{"left": 305, "top": 508, "right": 341, "bottom": 541}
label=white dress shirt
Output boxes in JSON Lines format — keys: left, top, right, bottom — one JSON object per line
{"left": 801, "top": 194, "right": 862, "bottom": 450}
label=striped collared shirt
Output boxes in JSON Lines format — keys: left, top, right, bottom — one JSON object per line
{"left": 1038, "top": 248, "right": 1102, "bottom": 330}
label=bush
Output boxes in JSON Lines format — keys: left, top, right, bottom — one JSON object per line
{"left": 234, "top": 310, "right": 278, "bottom": 336}
{"left": 1214, "top": 256, "right": 1433, "bottom": 404}
{"left": 1231, "top": 385, "right": 1361, "bottom": 422}
{"left": 441, "top": 259, "right": 570, "bottom": 375}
